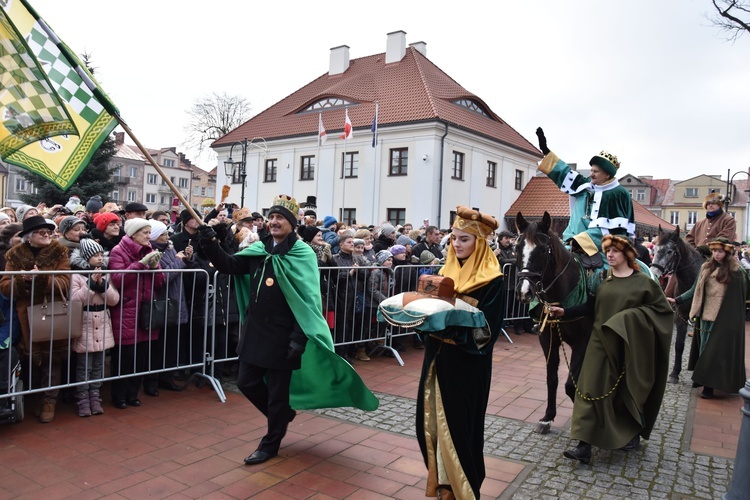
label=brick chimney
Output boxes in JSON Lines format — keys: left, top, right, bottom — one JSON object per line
{"left": 115, "top": 131, "right": 124, "bottom": 145}
{"left": 329, "top": 45, "right": 350, "bottom": 75}
{"left": 386, "top": 30, "right": 406, "bottom": 64}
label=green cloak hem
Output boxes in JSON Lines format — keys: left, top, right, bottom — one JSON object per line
{"left": 234, "top": 241, "right": 379, "bottom": 411}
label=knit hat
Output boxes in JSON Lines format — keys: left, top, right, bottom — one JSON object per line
{"left": 85, "top": 195, "right": 103, "bottom": 213}
{"left": 124, "top": 218, "right": 150, "bottom": 237}
{"left": 376, "top": 250, "right": 393, "bottom": 265}
{"left": 420, "top": 250, "right": 437, "bottom": 265}
{"left": 94, "top": 211, "right": 121, "bottom": 233}
{"left": 79, "top": 238, "right": 104, "bottom": 262}
{"left": 297, "top": 225, "right": 320, "bottom": 243}
{"left": 323, "top": 215, "right": 337, "bottom": 229}
{"left": 0, "top": 213, "right": 9, "bottom": 224}
{"left": 397, "top": 235, "right": 415, "bottom": 247}
{"left": 703, "top": 190, "right": 725, "bottom": 210}
{"left": 148, "top": 220, "right": 168, "bottom": 240}
{"left": 353, "top": 238, "right": 365, "bottom": 247}
{"left": 390, "top": 245, "right": 407, "bottom": 256}
{"left": 589, "top": 151, "right": 620, "bottom": 178}
{"left": 59, "top": 216, "right": 86, "bottom": 237}
{"left": 267, "top": 194, "right": 299, "bottom": 228}
{"left": 380, "top": 223, "right": 396, "bottom": 237}
{"left": 15, "top": 204, "right": 35, "bottom": 221}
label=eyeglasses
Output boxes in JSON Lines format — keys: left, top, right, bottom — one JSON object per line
{"left": 33, "top": 230, "right": 53, "bottom": 237}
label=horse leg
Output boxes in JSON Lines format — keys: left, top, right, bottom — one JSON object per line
{"left": 669, "top": 318, "right": 687, "bottom": 384}
{"left": 534, "top": 327, "right": 559, "bottom": 434}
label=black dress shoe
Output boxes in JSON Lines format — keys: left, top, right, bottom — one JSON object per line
{"left": 159, "top": 380, "right": 184, "bottom": 392}
{"left": 700, "top": 387, "right": 714, "bottom": 399}
{"left": 289, "top": 409, "right": 297, "bottom": 423}
{"left": 127, "top": 398, "right": 141, "bottom": 407}
{"left": 243, "top": 450, "right": 276, "bottom": 465}
{"left": 620, "top": 435, "right": 640, "bottom": 451}
{"left": 144, "top": 386, "right": 159, "bottom": 397}
{"left": 563, "top": 442, "right": 592, "bottom": 464}
{"left": 113, "top": 400, "right": 127, "bottom": 410}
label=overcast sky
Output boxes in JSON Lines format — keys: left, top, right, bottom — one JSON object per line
{"left": 28, "top": 0, "right": 750, "bottom": 182}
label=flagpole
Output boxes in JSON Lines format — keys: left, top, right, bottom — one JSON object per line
{"left": 370, "top": 102, "right": 378, "bottom": 224}
{"left": 115, "top": 116, "right": 203, "bottom": 223}
{"left": 341, "top": 108, "right": 348, "bottom": 223}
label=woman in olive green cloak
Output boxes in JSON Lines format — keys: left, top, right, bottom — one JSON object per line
{"left": 549, "top": 235, "right": 673, "bottom": 464}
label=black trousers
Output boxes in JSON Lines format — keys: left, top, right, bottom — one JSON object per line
{"left": 111, "top": 342, "right": 148, "bottom": 403}
{"left": 237, "top": 361, "right": 293, "bottom": 455}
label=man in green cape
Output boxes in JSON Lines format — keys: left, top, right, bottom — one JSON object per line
{"left": 198, "top": 194, "right": 377, "bottom": 466}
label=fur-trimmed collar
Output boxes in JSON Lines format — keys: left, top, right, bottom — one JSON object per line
{"left": 5, "top": 240, "right": 70, "bottom": 270}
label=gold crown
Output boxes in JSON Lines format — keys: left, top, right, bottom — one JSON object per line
{"left": 272, "top": 194, "right": 299, "bottom": 215}
{"left": 598, "top": 150, "right": 620, "bottom": 170}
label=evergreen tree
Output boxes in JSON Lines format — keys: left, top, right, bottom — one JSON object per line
{"left": 18, "top": 134, "right": 117, "bottom": 206}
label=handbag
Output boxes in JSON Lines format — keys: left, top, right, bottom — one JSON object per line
{"left": 26, "top": 280, "right": 83, "bottom": 343}
{"left": 138, "top": 296, "right": 180, "bottom": 331}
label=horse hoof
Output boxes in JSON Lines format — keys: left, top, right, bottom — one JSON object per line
{"left": 534, "top": 421, "right": 552, "bottom": 434}
{"left": 668, "top": 372, "right": 679, "bottom": 384}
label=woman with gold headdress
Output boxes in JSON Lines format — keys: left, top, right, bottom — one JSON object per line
{"left": 415, "top": 206, "right": 505, "bottom": 500}
{"left": 668, "top": 237, "right": 749, "bottom": 399}
{"left": 548, "top": 235, "right": 673, "bottom": 464}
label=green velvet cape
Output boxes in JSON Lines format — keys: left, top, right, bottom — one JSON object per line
{"left": 234, "top": 240, "right": 379, "bottom": 411}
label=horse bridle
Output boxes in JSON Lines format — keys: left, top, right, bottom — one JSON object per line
{"left": 516, "top": 232, "right": 574, "bottom": 301}
{"left": 651, "top": 243, "right": 680, "bottom": 275}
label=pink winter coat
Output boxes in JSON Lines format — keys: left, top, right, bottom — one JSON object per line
{"left": 70, "top": 272, "right": 119, "bottom": 354}
{"left": 108, "top": 235, "right": 165, "bottom": 345}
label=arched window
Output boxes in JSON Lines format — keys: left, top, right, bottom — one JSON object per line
{"left": 452, "top": 98, "right": 490, "bottom": 118}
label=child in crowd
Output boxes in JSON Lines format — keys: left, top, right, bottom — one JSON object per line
{"left": 70, "top": 239, "right": 119, "bottom": 417}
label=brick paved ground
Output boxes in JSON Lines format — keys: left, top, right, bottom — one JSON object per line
{"left": 0, "top": 324, "right": 746, "bottom": 498}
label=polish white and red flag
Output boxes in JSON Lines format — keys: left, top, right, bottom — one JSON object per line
{"left": 318, "top": 112, "right": 327, "bottom": 146}
{"left": 340, "top": 108, "right": 353, "bottom": 140}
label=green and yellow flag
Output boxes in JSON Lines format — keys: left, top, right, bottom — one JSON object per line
{"left": 0, "top": 0, "right": 119, "bottom": 190}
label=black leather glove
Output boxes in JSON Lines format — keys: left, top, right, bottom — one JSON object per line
{"left": 198, "top": 224, "right": 217, "bottom": 241}
{"left": 286, "top": 340, "right": 306, "bottom": 360}
{"left": 536, "top": 127, "right": 550, "bottom": 155}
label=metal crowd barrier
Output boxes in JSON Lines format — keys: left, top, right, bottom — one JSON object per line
{"left": 0, "top": 259, "right": 533, "bottom": 413}
{"left": 0, "top": 268, "right": 214, "bottom": 416}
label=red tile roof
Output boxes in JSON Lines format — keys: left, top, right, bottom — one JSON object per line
{"left": 504, "top": 175, "right": 676, "bottom": 232}
{"left": 213, "top": 47, "right": 540, "bottom": 157}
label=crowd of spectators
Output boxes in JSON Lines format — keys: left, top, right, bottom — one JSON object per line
{"left": 0, "top": 194, "right": 533, "bottom": 422}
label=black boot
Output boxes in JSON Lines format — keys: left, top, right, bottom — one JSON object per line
{"left": 700, "top": 387, "right": 714, "bottom": 399}
{"left": 563, "top": 441, "right": 592, "bottom": 464}
{"left": 620, "top": 435, "right": 640, "bottom": 451}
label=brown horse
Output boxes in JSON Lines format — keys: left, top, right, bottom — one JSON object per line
{"left": 515, "top": 212, "right": 593, "bottom": 434}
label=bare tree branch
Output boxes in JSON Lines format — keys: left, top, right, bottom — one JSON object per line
{"left": 710, "top": 0, "right": 750, "bottom": 41}
{"left": 183, "top": 92, "right": 251, "bottom": 154}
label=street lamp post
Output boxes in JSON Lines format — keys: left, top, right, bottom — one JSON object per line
{"left": 224, "top": 139, "right": 248, "bottom": 209}
{"left": 723, "top": 167, "right": 750, "bottom": 499}
{"left": 725, "top": 168, "right": 750, "bottom": 242}
{"left": 223, "top": 137, "right": 267, "bottom": 209}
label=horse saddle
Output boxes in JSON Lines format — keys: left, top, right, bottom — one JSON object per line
{"left": 575, "top": 250, "right": 603, "bottom": 269}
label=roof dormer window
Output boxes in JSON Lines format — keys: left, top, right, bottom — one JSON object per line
{"left": 304, "top": 97, "right": 357, "bottom": 112}
{"left": 452, "top": 98, "right": 490, "bottom": 118}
